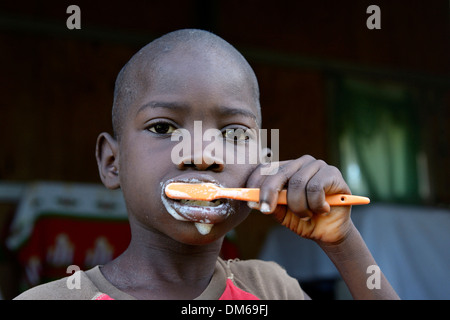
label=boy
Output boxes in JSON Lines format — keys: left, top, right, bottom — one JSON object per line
{"left": 15, "top": 29, "right": 399, "bottom": 300}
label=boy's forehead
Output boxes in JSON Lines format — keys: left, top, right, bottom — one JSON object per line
{"left": 130, "top": 48, "right": 260, "bottom": 118}
{"left": 150, "top": 49, "right": 250, "bottom": 92}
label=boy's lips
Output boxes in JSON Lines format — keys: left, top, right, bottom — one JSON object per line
{"left": 161, "top": 176, "right": 234, "bottom": 225}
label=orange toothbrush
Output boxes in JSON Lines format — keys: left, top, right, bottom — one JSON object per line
{"left": 165, "top": 183, "right": 370, "bottom": 206}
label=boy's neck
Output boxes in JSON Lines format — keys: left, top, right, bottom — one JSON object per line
{"left": 100, "top": 225, "right": 223, "bottom": 299}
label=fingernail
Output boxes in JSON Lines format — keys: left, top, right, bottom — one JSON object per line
{"left": 247, "top": 201, "right": 259, "bottom": 209}
{"left": 260, "top": 202, "right": 271, "bottom": 213}
{"left": 301, "top": 216, "right": 311, "bottom": 222}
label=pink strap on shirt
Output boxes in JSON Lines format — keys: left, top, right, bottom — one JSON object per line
{"left": 219, "top": 279, "right": 259, "bottom": 300}
{"left": 93, "top": 293, "right": 114, "bottom": 300}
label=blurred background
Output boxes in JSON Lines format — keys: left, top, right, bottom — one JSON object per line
{"left": 0, "top": 0, "right": 448, "bottom": 299}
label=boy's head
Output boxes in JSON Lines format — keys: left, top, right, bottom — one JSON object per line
{"left": 111, "top": 29, "right": 261, "bottom": 140}
{"left": 96, "top": 29, "right": 262, "bottom": 245}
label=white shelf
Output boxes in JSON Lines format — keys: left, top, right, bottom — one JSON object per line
{"left": 0, "top": 181, "right": 27, "bottom": 203}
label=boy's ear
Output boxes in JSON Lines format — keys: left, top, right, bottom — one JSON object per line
{"left": 96, "top": 132, "right": 120, "bottom": 189}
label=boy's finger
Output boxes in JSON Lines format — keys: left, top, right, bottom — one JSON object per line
{"left": 286, "top": 159, "right": 327, "bottom": 218}
{"left": 306, "top": 165, "right": 350, "bottom": 214}
{"left": 258, "top": 156, "right": 316, "bottom": 213}
{"left": 245, "top": 163, "right": 271, "bottom": 209}
{"left": 246, "top": 160, "right": 292, "bottom": 209}
{"left": 246, "top": 163, "right": 271, "bottom": 189}
{"left": 252, "top": 162, "right": 288, "bottom": 213}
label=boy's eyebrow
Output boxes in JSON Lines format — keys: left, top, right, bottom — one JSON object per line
{"left": 136, "top": 101, "right": 189, "bottom": 115}
{"left": 137, "top": 101, "right": 258, "bottom": 122}
{"left": 218, "top": 105, "right": 258, "bottom": 122}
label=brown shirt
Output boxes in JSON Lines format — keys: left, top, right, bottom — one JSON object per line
{"left": 14, "top": 258, "right": 305, "bottom": 300}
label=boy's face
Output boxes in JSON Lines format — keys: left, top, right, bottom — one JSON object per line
{"left": 117, "top": 48, "right": 260, "bottom": 245}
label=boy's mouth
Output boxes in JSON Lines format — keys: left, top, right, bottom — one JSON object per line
{"left": 179, "top": 199, "right": 223, "bottom": 207}
{"left": 160, "top": 177, "right": 234, "bottom": 235}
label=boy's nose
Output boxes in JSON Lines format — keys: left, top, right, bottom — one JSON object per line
{"left": 176, "top": 152, "right": 224, "bottom": 172}
{"left": 177, "top": 159, "right": 224, "bottom": 172}
{"left": 178, "top": 159, "right": 224, "bottom": 172}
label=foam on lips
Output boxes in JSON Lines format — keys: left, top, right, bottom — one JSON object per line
{"left": 179, "top": 199, "right": 223, "bottom": 206}
{"left": 160, "top": 179, "right": 233, "bottom": 235}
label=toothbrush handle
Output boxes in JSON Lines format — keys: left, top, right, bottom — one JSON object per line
{"left": 277, "top": 190, "right": 370, "bottom": 206}
{"left": 222, "top": 188, "right": 370, "bottom": 206}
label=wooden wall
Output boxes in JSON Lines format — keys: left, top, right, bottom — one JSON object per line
{"left": 1, "top": 1, "right": 448, "bottom": 181}
{"left": 0, "top": 1, "right": 449, "bottom": 262}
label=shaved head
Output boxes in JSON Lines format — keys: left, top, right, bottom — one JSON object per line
{"left": 111, "top": 29, "right": 261, "bottom": 139}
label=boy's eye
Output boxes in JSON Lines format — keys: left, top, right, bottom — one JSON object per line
{"left": 148, "top": 122, "right": 177, "bottom": 134}
{"left": 223, "top": 128, "right": 250, "bottom": 142}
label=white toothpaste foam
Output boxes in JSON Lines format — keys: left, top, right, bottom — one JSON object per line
{"left": 194, "top": 223, "right": 213, "bottom": 235}
{"left": 161, "top": 182, "right": 188, "bottom": 222}
{"left": 161, "top": 180, "right": 222, "bottom": 236}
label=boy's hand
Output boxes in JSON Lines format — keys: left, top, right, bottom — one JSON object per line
{"left": 247, "top": 155, "right": 353, "bottom": 244}
{"left": 247, "top": 155, "right": 400, "bottom": 300}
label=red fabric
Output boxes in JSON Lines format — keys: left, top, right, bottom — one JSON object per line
{"left": 219, "top": 279, "right": 260, "bottom": 300}
{"left": 17, "top": 215, "right": 130, "bottom": 287}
